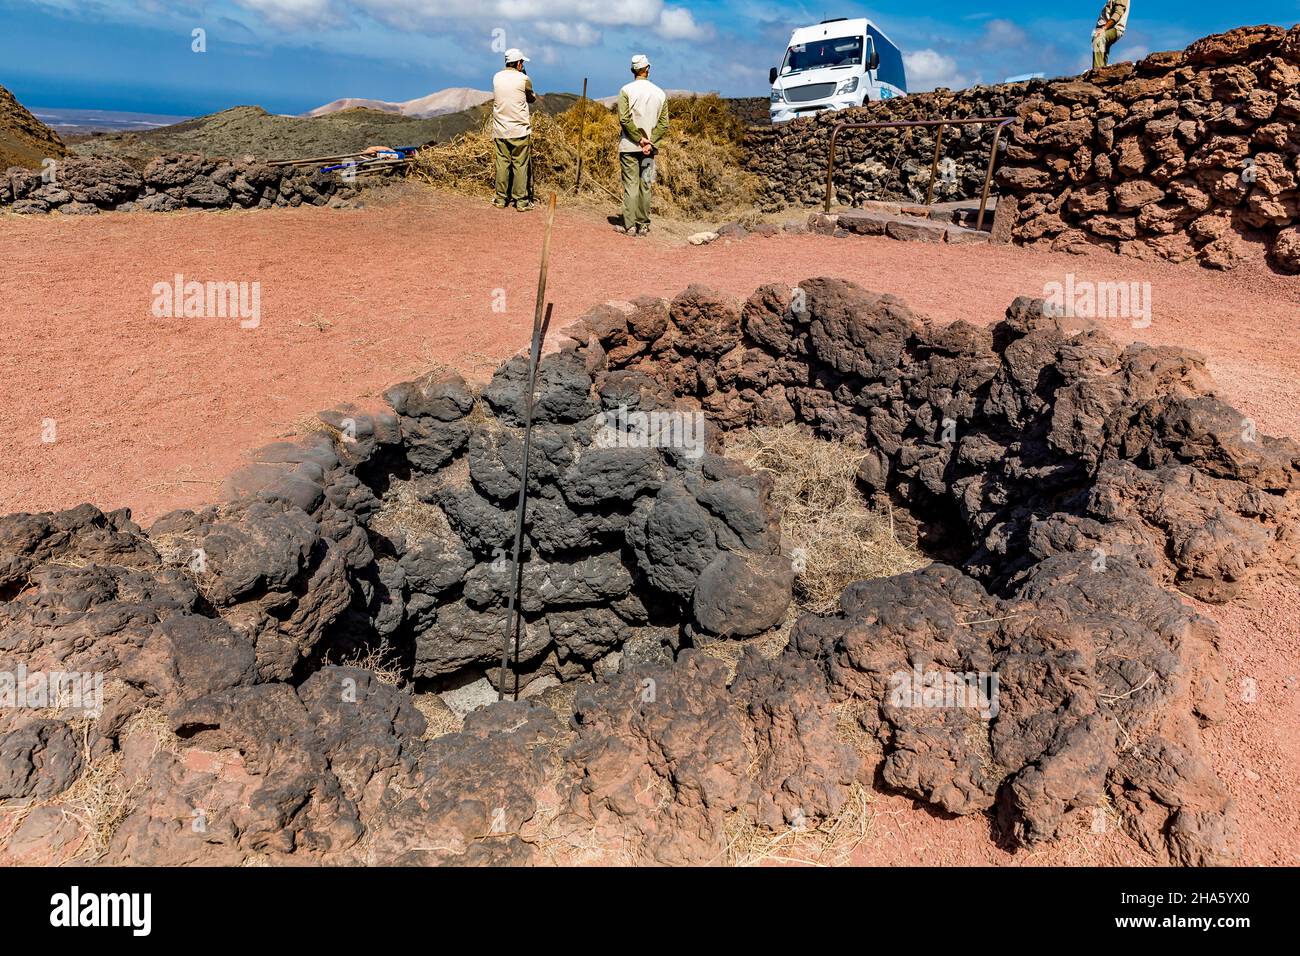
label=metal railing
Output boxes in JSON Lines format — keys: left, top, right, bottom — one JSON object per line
{"left": 823, "top": 116, "right": 1016, "bottom": 231}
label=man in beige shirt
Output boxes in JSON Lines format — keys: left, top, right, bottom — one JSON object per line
{"left": 616, "top": 54, "right": 670, "bottom": 236}
{"left": 1092, "top": 0, "right": 1131, "bottom": 69}
{"left": 492, "top": 48, "right": 536, "bottom": 210}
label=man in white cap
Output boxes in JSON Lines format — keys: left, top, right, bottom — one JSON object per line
{"left": 492, "top": 48, "right": 537, "bottom": 210}
{"left": 616, "top": 53, "right": 669, "bottom": 236}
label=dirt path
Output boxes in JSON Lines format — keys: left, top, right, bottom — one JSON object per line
{"left": 1, "top": 187, "right": 1297, "bottom": 866}
{"left": 3, "top": 188, "right": 1297, "bottom": 522}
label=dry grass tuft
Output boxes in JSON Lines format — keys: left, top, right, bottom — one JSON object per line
{"left": 293, "top": 413, "right": 337, "bottom": 439}
{"left": 413, "top": 693, "right": 464, "bottom": 740}
{"left": 369, "top": 477, "right": 452, "bottom": 542}
{"left": 56, "top": 708, "right": 183, "bottom": 861}
{"left": 122, "top": 706, "right": 181, "bottom": 760}
{"left": 721, "top": 783, "right": 877, "bottom": 867}
{"left": 692, "top": 607, "right": 795, "bottom": 682}
{"left": 333, "top": 637, "right": 406, "bottom": 687}
{"left": 412, "top": 94, "right": 759, "bottom": 221}
{"left": 57, "top": 718, "right": 126, "bottom": 860}
{"left": 725, "top": 424, "right": 928, "bottom": 614}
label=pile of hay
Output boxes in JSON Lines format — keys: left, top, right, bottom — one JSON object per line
{"left": 412, "top": 94, "right": 759, "bottom": 221}
{"left": 725, "top": 425, "right": 928, "bottom": 614}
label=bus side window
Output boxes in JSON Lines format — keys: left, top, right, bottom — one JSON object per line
{"left": 867, "top": 26, "right": 906, "bottom": 90}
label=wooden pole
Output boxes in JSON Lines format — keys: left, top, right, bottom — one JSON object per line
{"left": 498, "top": 192, "right": 558, "bottom": 701}
{"left": 575, "top": 77, "right": 589, "bottom": 194}
{"left": 269, "top": 152, "right": 368, "bottom": 167}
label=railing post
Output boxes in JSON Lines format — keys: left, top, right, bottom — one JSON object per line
{"left": 977, "top": 119, "right": 1011, "bottom": 232}
{"left": 821, "top": 116, "right": 1013, "bottom": 226}
{"left": 925, "top": 122, "right": 945, "bottom": 206}
{"left": 823, "top": 125, "right": 841, "bottom": 213}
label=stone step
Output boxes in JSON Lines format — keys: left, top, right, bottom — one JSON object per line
{"left": 814, "top": 209, "right": 991, "bottom": 245}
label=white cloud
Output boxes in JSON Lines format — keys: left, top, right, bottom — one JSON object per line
{"left": 532, "top": 20, "right": 602, "bottom": 46}
{"left": 903, "top": 48, "right": 970, "bottom": 92}
{"left": 978, "top": 17, "right": 1030, "bottom": 50}
{"left": 226, "top": 0, "right": 716, "bottom": 65}
{"left": 229, "top": 0, "right": 715, "bottom": 37}
{"left": 232, "top": 0, "right": 338, "bottom": 29}
{"left": 232, "top": 1, "right": 660, "bottom": 30}
{"left": 655, "top": 7, "right": 710, "bottom": 41}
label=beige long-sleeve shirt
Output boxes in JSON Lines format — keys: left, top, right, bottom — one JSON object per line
{"left": 617, "top": 79, "right": 669, "bottom": 154}
{"left": 492, "top": 68, "right": 534, "bottom": 140}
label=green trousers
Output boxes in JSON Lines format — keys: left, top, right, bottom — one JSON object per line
{"left": 620, "top": 152, "right": 655, "bottom": 230}
{"left": 1092, "top": 28, "right": 1119, "bottom": 69}
{"left": 494, "top": 136, "right": 531, "bottom": 205}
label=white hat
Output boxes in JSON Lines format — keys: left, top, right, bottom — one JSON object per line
{"left": 631, "top": 54, "right": 651, "bottom": 71}
{"left": 504, "top": 48, "right": 529, "bottom": 64}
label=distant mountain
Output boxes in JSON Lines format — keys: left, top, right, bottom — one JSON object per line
{"left": 303, "top": 98, "right": 402, "bottom": 117}
{"left": 70, "top": 94, "right": 585, "bottom": 165}
{"left": 305, "top": 88, "right": 493, "bottom": 120}
{"left": 303, "top": 86, "right": 711, "bottom": 123}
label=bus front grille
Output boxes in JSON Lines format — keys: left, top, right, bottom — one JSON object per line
{"left": 783, "top": 82, "right": 836, "bottom": 103}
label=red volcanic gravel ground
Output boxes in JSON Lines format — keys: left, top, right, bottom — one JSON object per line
{"left": 1, "top": 187, "right": 1298, "bottom": 866}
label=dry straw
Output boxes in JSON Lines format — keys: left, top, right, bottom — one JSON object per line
{"left": 412, "top": 94, "right": 760, "bottom": 221}
{"left": 726, "top": 424, "right": 927, "bottom": 614}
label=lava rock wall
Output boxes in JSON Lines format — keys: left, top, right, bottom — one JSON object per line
{"left": 565, "top": 279, "right": 1299, "bottom": 605}
{"left": 999, "top": 25, "right": 1300, "bottom": 271}
{"left": 374, "top": 349, "right": 793, "bottom": 693}
{"left": 748, "top": 83, "right": 1028, "bottom": 209}
{"left": 0, "top": 153, "right": 357, "bottom": 215}
{"left": 749, "top": 25, "right": 1300, "bottom": 271}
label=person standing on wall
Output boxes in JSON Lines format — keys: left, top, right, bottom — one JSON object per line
{"left": 492, "top": 48, "right": 536, "bottom": 211}
{"left": 616, "top": 54, "right": 670, "bottom": 237}
{"left": 1092, "top": 0, "right": 1131, "bottom": 70}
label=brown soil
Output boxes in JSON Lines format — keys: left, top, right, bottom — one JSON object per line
{"left": 1, "top": 187, "right": 1297, "bottom": 865}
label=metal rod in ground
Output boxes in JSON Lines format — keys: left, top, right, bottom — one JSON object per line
{"left": 575, "top": 77, "right": 588, "bottom": 193}
{"left": 499, "top": 193, "right": 558, "bottom": 701}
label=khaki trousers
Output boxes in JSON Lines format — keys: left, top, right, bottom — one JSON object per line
{"left": 1092, "top": 28, "right": 1119, "bottom": 69}
{"left": 621, "top": 152, "right": 655, "bottom": 230}
{"left": 494, "top": 136, "right": 531, "bottom": 205}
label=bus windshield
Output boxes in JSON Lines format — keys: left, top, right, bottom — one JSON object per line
{"left": 781, "top": 35, "right": 864, "bottom": 75}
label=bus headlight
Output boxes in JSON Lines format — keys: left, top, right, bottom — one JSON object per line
{"left": 770, "top": 88, "right": 785, "bottom": 103}
{"left": 835, "top": 76, "right": 860, "bottom": 96}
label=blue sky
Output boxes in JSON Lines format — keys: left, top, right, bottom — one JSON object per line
{"left": 0, "top": 1, "right": 1294, "bottom": 116}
